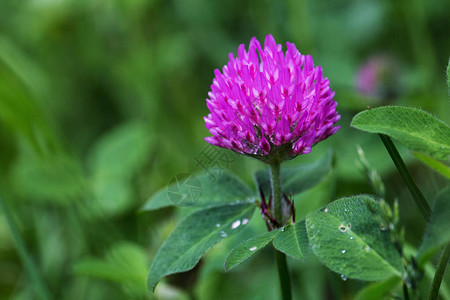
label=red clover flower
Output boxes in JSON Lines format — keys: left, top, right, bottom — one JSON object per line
{"left": 204, "top": 34, "right": 340, "bottom": 163}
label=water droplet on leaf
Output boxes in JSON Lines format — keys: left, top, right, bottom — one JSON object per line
{"left": 220, "top": 231, "right": 227, "bottom": 238}
{"left": 324, "top": 208, "right": 329, "bottom": 213}
{"left": 231, "top": 220, "right": 241, "bottom": 229}
{"left": 341, "top": 249, "right": 346, "bottom": 254}
{"left": 249, "top": 246, "right": 257, "bottom": 251}
{"left": 242, "top": 218, "right": 249, "bottom": 225}
{"left": 216, "top": 223, "right": 221, "bottom": 227}
{"left": 365, "top": 245, "right": 370, "bottom": 252}
{"left": 341, "top": 274, "right": 347, "bottom": 281}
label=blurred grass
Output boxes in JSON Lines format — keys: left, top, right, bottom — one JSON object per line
{"left": 0, "top": 0, "right": 449, "bottom": 299}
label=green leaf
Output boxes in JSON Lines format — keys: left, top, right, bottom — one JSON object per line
{"left": 88, "top": 121, "right": 153, "bottom": 180}
{"left": 413, "top": 152, "right": 450, "bottom": 179}
{"left": 74, "top": 242, "right": 148, "bottom": 282}
{"left": 224, "top": 230, "right": 279, "bottom": 271}
{"left": 354, "top": 276, "right": 401, "bottom": 300}
{"left": 87, "top": 121, "right": 153, "bottom": 215}
{"left": 74, "top": 242, "right": 149, "bottom": 297}
{"left": 91, "top": 178, "right": 131, "bottom": 215}
{"left": 417, "top": 186, "right": 450, "bottom": 266}
{"left": 142, "top": 170, "right": 254, "bottom": 211}
{"left": 0, "top": 37, "right": 58, "bottom": 153}
{"left": 351, "top": 106, "right": 450, "bottom": 161}
{"left": 273, "top": 221, "right": 309, "bottom": 261}
{"left": 306, "top": 195, "right": 403, "bottom": 281}
{"left": 147, "top": 202, "right": 256, "bottom": 292}
{"left": 11, "top": 150, "right": 85, "bottom": 205}
{"left": 254, "top": 150, "right": 332, "bottom": 197}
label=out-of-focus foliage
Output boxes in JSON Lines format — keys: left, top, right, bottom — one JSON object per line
{"left": 417, "top": 186, "right": 450, "bottom": 266}
{"left": 0, "top": 0, "right": 448, "bottom": 299}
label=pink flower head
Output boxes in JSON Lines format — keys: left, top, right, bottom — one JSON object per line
{"left": 204, "top": 35, "right": 340, "bottom": 163}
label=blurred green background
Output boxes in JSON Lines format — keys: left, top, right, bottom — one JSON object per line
{"left": 0, "top": 0, "right": 449, "bottom": 299}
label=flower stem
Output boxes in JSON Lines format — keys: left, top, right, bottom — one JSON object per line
{"left": 270, "top": 162, "right": 283, "bottom": 223}
{"left": 0, "top": 194, "right": 52, "bottom": 300}
{"left": 378, "top": 134, "right": 431, "bottom": 222}
{"left": 275, "top": 250, "right": 292, "bottom": 300}
{"left": 270, "top": 162, "right": 292, "bottom": 300}
{"left": 403, "top": 283, "right": 410, "bottom": 300}
{"left": 428, "top": 243, "right": 450, "bottom": 300}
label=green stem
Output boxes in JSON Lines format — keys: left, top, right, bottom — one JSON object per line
{"left": 275, "top": 250, "right": 292, "bottom": 300}
{"left": 270, "top": 162, "right": 282, "bottom": 223}
{"left": 0, "top": 195, "right": 52, "bottom": 300}
{"left": 379, "top": 134, "right": 431, "bottom": 222}
{"left": 428, "top": 243, "right": 450, "bottom": 300}
{"left": 403, "top": 283, "right": 410, "bottom": 300}
{"left": 270, "top": 162, "right": 292, "bottom": 300}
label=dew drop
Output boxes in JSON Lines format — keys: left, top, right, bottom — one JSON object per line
{"left": 341, "top": 274, "right": 347, "bottom": 281}
{"left": 344, "top": 208, "right": 348, "bottom": 212}
{"left": 339, "top": 225, "right": 347, "bottom": 232}
{"left": 347, "top": 223, "right": 351, "bottom": 229}
{"left": 215, "top": 223, "right": 221, "bottom": 228}
{"left": 380, "top": 224, "right": 386, "bottom": 231}
{"left": 242, "top": 218, "right": 249, "bottom": 225}
{"left": 365, "top": 245, "right": 370, "bottom": 252}
{"left": 389, "top": 223, "right": 394, "bottom": 230}
{"left": 220, "top": 231, "right": 227, "bottom": 238}
{"left": 310, "top": 224, "right": 315, "bottom": 229}
{"left": 341, "top": 249, "right": 346, "bottom": 254}
{"left": 324, "top": 208, "right": 329, "bottom": 213}
{"left": 249, "top": 246, "right": 257, "bottom": 251}
{"left": 350, "top": 236, "right": 354, "bottom": 240}
{"left": 231, "top": 220, "right": 241, "bottom": 229}
{"left": 281, "top": 226, "right": 286, "bottom": 232}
